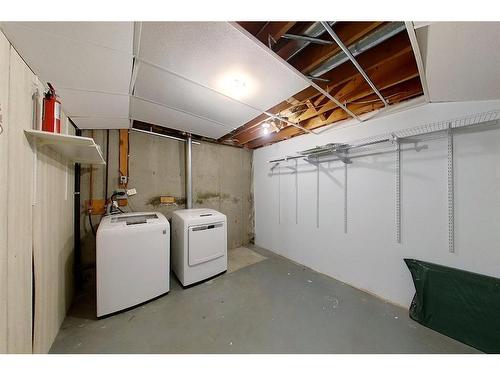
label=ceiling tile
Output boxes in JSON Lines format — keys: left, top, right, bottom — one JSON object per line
{"left": 72, "top": 117, "right": 130, "bottom": 129}
{"left": 134, "top": 63, "right": 261, "bottom": 128}
{"left": 2, "top": 22, "right": 134, "bottom": 53}
{"left": 57, "top": 89, "right": 130, "bottom": 118}
{"left": 1, "top": 22, "right": 133, "bottom": 93}
{"left": 130, "top": 96, "right": 232, "bottom": 139}
{"left": 424, "top": 22, "right": 500, "bottom": 102}
{"left": 138, "top": 22, "right": 308, "bottom": 111}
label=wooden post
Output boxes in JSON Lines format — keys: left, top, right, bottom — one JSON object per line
{"left": 119, "top": 129, "right": 129, "bottom": 188}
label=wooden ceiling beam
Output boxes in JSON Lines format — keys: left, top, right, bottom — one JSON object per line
{"left": 244, "top": 77, "right": 422, "bottom": 149}
{"left": 323, "top": 50, "right": 418, "bottom": 105}
{"left": 273, "top": 22, "right": 316, "bottom": 58}
{"left": 234, "top": 32, "right": 413, "bottom": 141}
{"left": 316, "top": 31, "right": 413, "bottom": 90}
{"left": 235, "top": 48, "right": 418, "bottom": 144}
{"left": 217, "top": 100, "right": 291, "bottom": 142}
{"left": 289, "top": 21, "right": 384, "bottom": 74}
{"left": 237, "top": 22, "right": 268, "bottom": 36}
{"left": 254, "top": 22, "right": 297, "bottom": 45}
{"left": 295, "top": 52, "right": 418, "bottom": 126}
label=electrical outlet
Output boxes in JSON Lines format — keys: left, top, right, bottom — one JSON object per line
{"left": 120, "top": 175, "right": 128, "bottom": 185}
{"left": 114, "top": 188, "right": 127, "bottom": 199}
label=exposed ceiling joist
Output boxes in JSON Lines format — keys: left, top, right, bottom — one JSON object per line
{"left": 254, "top": 22, "right": 296, "bottom": 45}
{"left": 289, "top": 22, "right": 384, "bottom": 74}
{"left": 228, "top": 20, "right": 424, "bottom": 149}
{"left": 320, "top": 21, "right": 389, "bottom": 107}
{"left": 282, "top": 33, "right": 333, "bottom": 45}
{"left": 245, "top": 77, "right": 423, "bottom": 149}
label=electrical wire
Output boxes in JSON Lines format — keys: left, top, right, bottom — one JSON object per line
{"left": 87, "top": 212, "right": 96, "bottom": 236}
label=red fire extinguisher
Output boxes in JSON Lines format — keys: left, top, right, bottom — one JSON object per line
{"left": 42, "top": 83, "right": 61, "bottom": 133}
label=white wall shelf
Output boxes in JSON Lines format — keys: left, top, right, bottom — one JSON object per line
{"left": 24, "top": 129, "right": 106, "bottom": 165}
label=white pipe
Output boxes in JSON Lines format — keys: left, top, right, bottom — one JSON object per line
{"left": 185, "top": 134, "right": 193, "bottom": 209}
{"left": 131, "top": 127, "right": 200, "bottom": 145}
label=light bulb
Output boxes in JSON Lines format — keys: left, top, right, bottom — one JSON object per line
{"left": 263, "top": 128, "right": 269, "bottom": 135}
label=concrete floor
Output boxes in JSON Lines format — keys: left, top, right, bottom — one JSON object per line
{"left": 50, "top": 246, "right": 479, "bottom": 354}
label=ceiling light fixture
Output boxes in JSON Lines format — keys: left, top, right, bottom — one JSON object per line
{"left": 216, "top": 71, "right": 256, "bottom": 100}
{"left": 263, "top": 128, "right": 269, "bottom": 135}
{"left": 262, "top": 122, "right": 270, "bottom": 129}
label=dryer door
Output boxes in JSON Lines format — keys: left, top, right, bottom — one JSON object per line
{"left": 188, "top": 222, "right": 225, "bottom": 266}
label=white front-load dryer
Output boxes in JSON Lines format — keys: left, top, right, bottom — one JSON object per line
{"left": 96, "top": 212, "right": 170, "bottom": 317}
{"left": 171, "top": 208, "right": 227, "bottom": 286}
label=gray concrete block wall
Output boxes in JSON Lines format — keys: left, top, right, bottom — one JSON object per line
{"left": 79, "top": 130, "right": 254, "bottom": 270}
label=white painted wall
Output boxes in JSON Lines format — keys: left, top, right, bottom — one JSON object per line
{"left": 253, "top": 99, "right": 500, "bottom": 307}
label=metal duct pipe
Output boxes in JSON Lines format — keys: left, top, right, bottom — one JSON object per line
{"left": 185, "top": 134, "right": 193, "bottom": 209}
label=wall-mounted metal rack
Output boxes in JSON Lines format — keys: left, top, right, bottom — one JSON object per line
{"left": 268, "top": 110, "right": 500, "bottom": 252}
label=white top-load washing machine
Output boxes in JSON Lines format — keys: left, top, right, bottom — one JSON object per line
{"left": 96, "top": 212, "right": 170, "bottom": 317}
{"left": 171, "top": 208, "right": 227, "bottom": 286}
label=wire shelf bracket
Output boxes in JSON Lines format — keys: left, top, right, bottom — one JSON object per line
{"left": 344, "top": 159, "right": 348, "bottom": 234}
{"left": 391, "top": 134, "right": 402, "bottom": 244}
{"left": 267, "top": 110, "right": 500, "bottom": 248}
{"left": 447, "top": 123, "right": 455, "bottom": 253}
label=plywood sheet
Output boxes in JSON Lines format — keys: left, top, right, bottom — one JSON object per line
{"left": 0, "top": 28, "right": 10, "bottom": 355}
{"left": 32, "top": 111, "right": 74, "bottom": 353}
{"left": 7, "top": 47, "right": 35, "bottom": 354}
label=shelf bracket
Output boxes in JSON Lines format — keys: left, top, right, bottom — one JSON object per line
{"left": 278, "top": 164, "right": 281, "bottom": 225}
{"left": 393, "top": 135, "right": 402, "bottom": 244}
{"left": 344, "top": 153, "right": 348, "bottom": 234}
{"left": 316, "top": 162, "right": 320, "bottom": 228}
{"left": 447, "top": 123, "right": 455, "bottom": 253}
{"left": 295, "top": 159, "right": 298, "bottom": 225}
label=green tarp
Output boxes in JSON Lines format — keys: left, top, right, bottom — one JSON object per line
{"left": 404, "top": 259, "right": 500, "bottom": 353}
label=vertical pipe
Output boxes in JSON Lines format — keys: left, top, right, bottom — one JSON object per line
{"left": 185, "top": 134, "right": 193, "bottom": 209}
{"left": 74, "top": 127, "right": 82, "bottom": 291}
{"left": 105, "top": 129, "right": 109, "bottom": 200}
